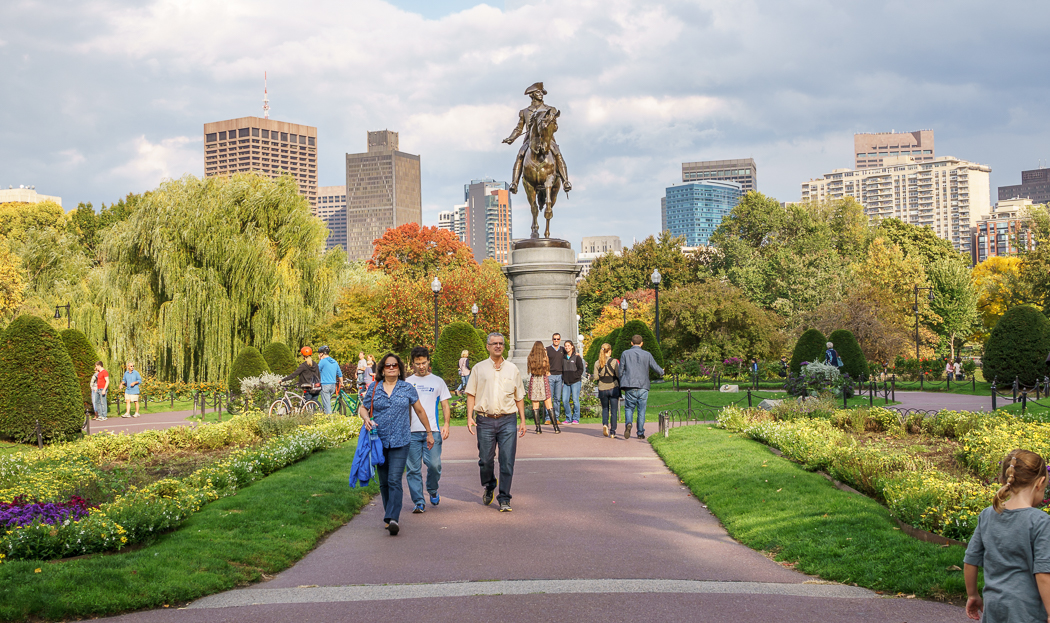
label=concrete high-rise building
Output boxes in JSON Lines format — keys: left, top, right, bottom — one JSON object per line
{"left": 998, "top": 168, "right": 1050, "bottom": 204}
{"left": 462, "top": 179, "right": 512, "bottom": 264}
{"left": 344, "top": 130, "right": 422, "bottom": 262}
{"left": 0, "top": 186, "right": 61, "bottom": 206}
{"left": 682, "top": 158, "right": 756, "bottom": 193}
{"left": 437, "top": 210, "right": 454, "bottom": 232}
{"left": 203, "top": 117, "right": 317, "bottom": 206}
{"left": 664, "top": 181, "right": 742, "bottom": 247}
{"left": 854, "top": 130, "right": 934, "bottom": 170}
{"left": 316, "top": 185, "right": 348, "bottom": 253}
{"left": 576, "top": 236, "right": 623, "bottom": 279}
{"left": 971, "top": 197, "right": 1036, "bottom": 265}
{"left": 800, "top": 155, "right": 991, "bottom": 254}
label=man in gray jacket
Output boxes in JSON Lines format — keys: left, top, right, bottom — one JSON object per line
{"left": 618, "top": 334, "right": 664, "bottom": 440}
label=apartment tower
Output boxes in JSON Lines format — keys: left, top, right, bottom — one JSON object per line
{"left": 682, "top": 158, "right": 756, "bottom": 193}
{"left": 854, "top": 130, "right": 934, "bottom": 170}
{"left": 998, "top": 168, "right": 1050, "bottom": 204}
{"left": 664, "top": 180, "right": 743, "bottom": 247}
{"left": 203, "top": 117, "right": 317, "bottom": 207}
{"left": 462, "top": 179, "right": 512, "bottom": 265}
{"left": 344, "top": 131, "right": 422, "bottom": 261}
{"left": 316, "top": 186, "right": 348, "bottom": 253}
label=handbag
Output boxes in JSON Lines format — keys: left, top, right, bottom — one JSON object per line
{"left": 601, "top": 361, "right": 622, "bottom": 399}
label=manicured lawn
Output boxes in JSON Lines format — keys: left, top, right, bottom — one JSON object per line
{"left": 0, "top": 441, "right": 377, "bottom": 622}
{"left": 650, "top": 425, "right": 970, "bottom": 598}
{"left": 0, "top": 441, "right": 35, "bottom": 457}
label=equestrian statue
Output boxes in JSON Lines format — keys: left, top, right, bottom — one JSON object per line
{"left": 503, "top": 82, "right": 571, "bottom": 238}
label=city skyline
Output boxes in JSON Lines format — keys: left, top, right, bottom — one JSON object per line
{"left": 2, "top": 1, "right": 1049, "bottom": 250}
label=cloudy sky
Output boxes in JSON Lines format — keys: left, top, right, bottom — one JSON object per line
{"left": 2, "top": 0, "right": 1048, "bottom": 249}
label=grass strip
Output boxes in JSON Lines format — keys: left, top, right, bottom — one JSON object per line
{"left": 0, "top": 441, "right": 377, "bottom": 622}
{"left": 650, "top": 425, "right": 969, "bottom": 598}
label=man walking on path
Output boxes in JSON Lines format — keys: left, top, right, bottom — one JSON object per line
{"left": 317, "top": 346, "right": 342, "bottom": 414}
{"left": 356, "top": 352, "right": 368, "bottom": 391}
{"left": 406, "top": 347, "right": 452, "bottom": 513}
{"left": 619, "top": 335, "right": 663, "bottom": 440}
{"left": 90, "top": 361, "right": 109, "bottom": 421}
{"left": 120, "top": 362, "right": 142, "bottom": 418}
{"left": 466, "top": 332, "right": 526, "bottom": 512}
{"left": 545, "top": 333, "right": 565, "bottom": 423}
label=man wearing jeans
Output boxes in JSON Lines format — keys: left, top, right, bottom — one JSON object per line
{"left": 317, "top": 346, "right": 342, "bottom": 414}
{"left": 406, "top": 346, "right": 451, "bottom": 513}
{"left": 618, "top": 334, "right": 663, "bottom": 440}
{"left": 90, "top": 361, "right": 109, "bottom": 421}
{"left": 466, "top": 332, "right": 526, "bottom": 512}
{"left": 545, "top": 333, "right": 564, "bottom": 423}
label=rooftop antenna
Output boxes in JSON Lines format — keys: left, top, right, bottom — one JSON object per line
{"left": 262, "top": 71, "right": 270, "bottom": 119}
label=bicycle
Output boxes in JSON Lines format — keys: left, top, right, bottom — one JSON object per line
{"left": 336, "top": 386, "right": 361, "bottom": 415}
{"left": 268, "top": 383, "right": 321, "bottom": 416}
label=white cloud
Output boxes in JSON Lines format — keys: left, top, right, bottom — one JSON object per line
{"left": 110, "top": 135, "right": 202, "bottom": 190}
{"left": 57, "top": 149, "right": 86, "bottom": 167}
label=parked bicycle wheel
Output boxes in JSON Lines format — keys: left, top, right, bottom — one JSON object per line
{"left": 302, "top": 400, "right": 320, "bottom": 414}
{"left": 268, "top": 398, "right": 291, "bottom": 416}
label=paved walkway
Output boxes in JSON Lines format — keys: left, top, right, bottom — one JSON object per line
{"left": 893, "top": 391, "right": 994, "bottom": 412}
{"left": 99, "top": 423, "right": 964, "bottom": 622}
{"left": 87, "top": 410, "right": 199, "bottom": 435}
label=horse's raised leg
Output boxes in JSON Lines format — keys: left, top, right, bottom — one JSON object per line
{"left": 523, "top": 182, "right": 540, "bottom": 238}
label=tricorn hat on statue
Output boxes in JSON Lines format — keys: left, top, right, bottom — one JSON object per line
{"left": 524, "top": 82, "right": 547, "bottom": 96}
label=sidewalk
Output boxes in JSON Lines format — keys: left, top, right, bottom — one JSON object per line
{"left": 87, "top": 410, "right": 199, "bottom": 435}
{"left": 100, "top": 424, "right": 964, "bottom": 622}
{"left": 893, "top": 391, "right": 993, "bottom": 412}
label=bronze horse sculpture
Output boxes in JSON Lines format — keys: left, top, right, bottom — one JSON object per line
{"left": 521, "top": 108, "right": 564, "bottom": 238}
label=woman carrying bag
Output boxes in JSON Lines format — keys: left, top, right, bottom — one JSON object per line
{"left": 592, "top": 343, "right": 621, "bottom": 438}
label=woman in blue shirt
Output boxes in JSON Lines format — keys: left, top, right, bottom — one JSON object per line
{"left": 359, "top": 353, "right": 434, "bottom": 536}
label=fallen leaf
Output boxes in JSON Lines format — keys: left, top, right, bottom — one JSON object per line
{"left": 34, "top": 568, "right": 41, "bottom": 573}
{"left": 776, "top": 488, "right": 782, "bottom": 492}
{"left": 947, "top": 565, "right": 962, "bottom": 571}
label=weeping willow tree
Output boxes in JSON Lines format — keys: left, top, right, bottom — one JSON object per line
{"left": 98, "top": 173, "right": 346, "bottom": 382}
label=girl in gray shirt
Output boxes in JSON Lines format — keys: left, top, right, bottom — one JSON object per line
{"left": 964, "top": 449, "right": 1050, "bottom": 622}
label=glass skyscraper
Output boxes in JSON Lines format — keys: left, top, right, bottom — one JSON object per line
{"left": 663, "top": 180, "right": 742, "bottom": 246}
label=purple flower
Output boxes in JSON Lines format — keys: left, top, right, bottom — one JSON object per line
{"left": 0, "top": 496, "right": 94, "bottom": 528}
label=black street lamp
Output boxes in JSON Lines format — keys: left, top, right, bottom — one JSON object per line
{"left": 620, "top": 299, "right": 628, "bottom": 327}
{"left": 471, "top": 303, "right": 479, "bottom": 328}
{"left": 431, "top": 277, "right": 442, "bottom": 347}
{"left": 54, "top": 304, "right": 71, "bottom": 329}
{"left": 913, "top": 284, "right": 935, "bottom": 359}
{"left": 651, "top": 268, "right": 662, "bottom": 344}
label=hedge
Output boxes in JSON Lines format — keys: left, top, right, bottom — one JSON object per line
{"left": 584, "top": 333, "right": 606, "bottom": 372}
{"left": 983, "top": 305, "right": 1050, "bottom": 386}
{"left": 228, "top": 346, "right": 270, "bottom": 395}
{"left": 60, "top": 328, "right": 100, "bottom": 414}
{"left": 262, "top": 342, "right": 296, "bottom": 376}
{"left": 0, "top": 315, "right": 84, "bottom": 443}
{"left": 612, "top": 320, "right": 664, "bottom": 379}
{"left": 434, "top": 322, "right": 488, "bottom": 388}
{"left": 790, "top": 328, "right": 827, "bottom": 375}
{"left": 828, "top": 329, "right": 868, "bottom": 380}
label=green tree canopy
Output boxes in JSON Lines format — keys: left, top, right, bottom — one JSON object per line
{"left": 1020, "top": 203, "right": 1050, "bottom": 314}
{"left": 875, "top": 218, "right": 967, "bottom": 268}
{"left": 60, "top": 328, "right": 100, "bottom": 412}
{"left": 927, "top": 258, "right": 980, "bottom": 359}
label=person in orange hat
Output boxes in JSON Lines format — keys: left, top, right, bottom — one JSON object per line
{"left": 283, "top": 346, "right": 321, "bottom": 405}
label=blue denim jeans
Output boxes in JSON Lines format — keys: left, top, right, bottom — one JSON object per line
{"left": 476, "top": 415, "right": 518, "bottom": 504}
{"left": 456, "top": 374, "right": 469, "bottom": 392}
{"left": 377, "top": 444, "right": 409, "bottom": 523}
{"left": 547, "top": 374, "right": 564, "bottom": 422}
{"left": 319, "top": 383, "right": 337, "bottom": 414}
{"left": 561, "top": 380, "right": 582, "bottom": 422}
{"left": 623, "top": 388, "right": 650, "bottom": 435}
{"left": 92, "top": 390, "right": 108, "bottom": 419}
{"left": 406, "top": 431, "right": 442, "bottom": 505}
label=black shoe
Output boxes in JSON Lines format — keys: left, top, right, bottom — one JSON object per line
{"left": 499, "top": 502, "right": 512, "bottom": 512}
{"left": 483, "top": 489, "right": 494, "bottom": 505}
{"left": 387, "top": 520, "right": 399, "bottom": 536}
{"left": 624, "top": 423, "right": 632, "bottom": 439}
{"left": 637, "top": 432, "right": 646, "bottom": 439}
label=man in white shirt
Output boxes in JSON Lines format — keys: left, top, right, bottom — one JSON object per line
{"left": 406, "top": 346, "right": 452, "bottom": 513}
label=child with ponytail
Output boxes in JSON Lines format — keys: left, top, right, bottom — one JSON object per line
{"left": 964, "top": 449, "right": 1050, "bottom": 622}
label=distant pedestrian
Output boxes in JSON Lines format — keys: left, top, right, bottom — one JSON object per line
{"left": 90, "top": 361, "right": 109, "bottom": 421}
{"left": 945, "top": 359, "right": 954, "bottom": 380}
{"left": 456, "top": 350, "right": 471, "bottom": 395}
{"left": 964, "top": 449, "right": 1050, "bottom": 621}
{"left": 545, "top": 333, "right": 565, "bottom": 423}
{"left": 560, "top": 340, "right": 585, "bottom": 424}
{"left": 954, "top": 358, "right": 964, "bottom": 381}
{"left": 405, "top": 347, "right": 451, "bottom": 513}
{"left": 283, "top": 347, "right": 321, "bottom": 406}
{"left": 466, "top": 332, "right": 525, "bottom": 512}
{"left": 119, "top": 361, "right": 142, "bottom": 418}
{"left": 317, "top": 345, "right": 342, "bottom": 414}
{"left": 359, "top": 353, "right": 434, "bottom": 536}
{"left": 779, "top": 356, "right": 788, "bottom": 378}
{"left": 526, "top": 341, "right": 558, "bottom": 434}
{"left": 356, "top": 352, "right": 368, "bottom": 390}
{"left": 592, "top": 343, "right": 620, "bottom": 438}
{"left": 619, "top": 335, "right": 664, "bottom": 440}
{"left": 824, "top": 342, "right": 842, "bottom": 368}
{"left": 366, "top": 354, "right": 377, "bottom": 386}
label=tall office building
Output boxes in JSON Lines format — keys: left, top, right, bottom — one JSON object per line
{"left": 203, "top": 117, "right": 317, "bottom": 207}
{"left": 344, "top": 130, "right": 422, "bottom": 262}
{"left": 854, "top": 130, "right": 934, "bottom": 170}
{"left": 971, "top": 198, "right": 1036, "bottom": 265}
{"left": 437, "top": 210, "right": 454, "bottom": 232}
{"left": 316, "top": 185, "right": 348, "bottom": 253}
{"left": 800, "top": 155, "right": 990, "bottom": 254}
{"left": 577, "top": 236, "right": 623, "bottom": 279}
{"left": 462, "top": 179, "right": 512, "bottom": 264}
{"left": 664, "top": 181, "right": 743, "bottom": 247}
{"left": 998, "top": 168, "right": 1050, "bottom": 204}
{"left": 681, "top": 158, "right": 756, "bottom": 193}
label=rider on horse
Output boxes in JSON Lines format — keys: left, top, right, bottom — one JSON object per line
{"left": 503, "top": 82, "right": 571, "bottom": 195}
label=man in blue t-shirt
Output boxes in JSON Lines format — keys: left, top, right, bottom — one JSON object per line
{"left": 317, "top": 345, "right": 343, "bottom": 414}
{"left": 120, "top": 361, "right": 143, "bottom": 418}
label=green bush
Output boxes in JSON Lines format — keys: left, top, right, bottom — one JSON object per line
{"left": 983, "top": 305, "right": 1050, "bottom": 386}
{"left": 60, "top": 328, "right": 100, "bottom": 413}
{"left": 434, "top": 322, "right": 487, "bottom": 388}
{"left": 584, "top": 333, "right": 606, "bottom": 372}
{"left": 789, "top": 328, "right": 827, "bottom": 375}
{"left": 828, "top": 329, "right": 869, "bottom": 380}
{"left": 612, "top": 320, "right": 664, "bottom": 379}
{"left": 228, "top": 346, "right": 270, "bottom": 395}
{"left": 0, "top": 315, "right": 84, "bottom": 443}
{"left": 262, "top": 342, "right": 296, "bottom": 376}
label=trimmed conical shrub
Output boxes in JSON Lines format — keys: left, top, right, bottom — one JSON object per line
{"left": 434, "top": 322, "right": 488, "bottom": 389}
{"left": 0, "top": 315, "right": 84, "bottom": 443}
{"left": 60, "top": 328, "right": 100, "bottom": 414}
{"left": 983, "top": 305, "right": 1050, "bottom": 386}
{"left": 584, "top": 333, "right": 607, "bottom": 373}
{"left": 790, "top": 328, "right": 827, "bottom": 375}
{"left": 262, "top": 342, "right": 296, "bottom": 376}
{"left": 612, "top": 320, "right": 664, "bottom": 380}
{"left": 828, "top": 329, "right": 869, "bottom": 380}
{"left": 228, "top": 346, "right": 270, "bottom": 395}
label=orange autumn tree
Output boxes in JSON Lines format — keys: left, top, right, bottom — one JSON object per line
{"left": 369, "top": 222, "right": 475, "bottom": 280}
{"left": 589, "top": 289, "right": 655, "bottom": 341}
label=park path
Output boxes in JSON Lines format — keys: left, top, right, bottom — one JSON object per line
{"left": 87, "top": 410, "right": 198, "bottom": 435}
{"left": 99, "top": 423, "right": 964, "bottom": 622}
{"left": 892, "top": 391, "right": 993, "bottom": 412}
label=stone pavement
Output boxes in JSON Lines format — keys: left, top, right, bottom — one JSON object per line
{"left": 87, "top": 410, "right": 199, "bottom": 435}
{"left": 893, "top": 391, "right": 993, "bottom": 412}
{"left": 99, "top": 422, "right": 964, "bottom": 622}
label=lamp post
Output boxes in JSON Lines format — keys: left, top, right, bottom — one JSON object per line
{"left": 431, "top": 277, "right": 442, "bottom": 347}
{"left": 651, "top": 268, "right": 662, "bottom": 344}
{"left": 576, "top": 314, "right": 581, "bottom": 345}
{"left": 471, "top": 303, "right": 479, "bottom": 328}
{"left": 620, "top": 299, "right": 628, "bottom": 327}
{"left": 913, "top": 284, "right": 934, "bottom": 359}
{"left": 54, "top": 304, "right": 71, "bottom": 329}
